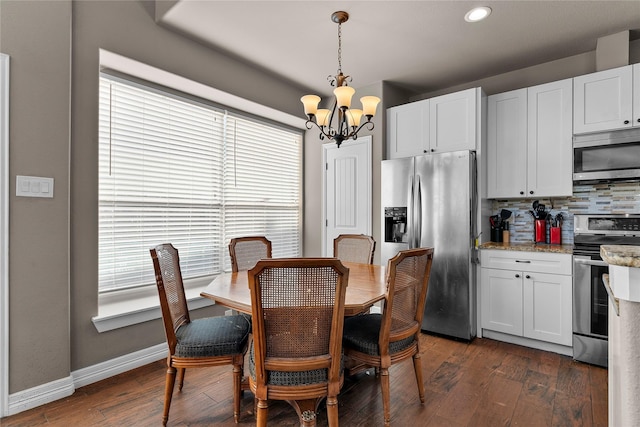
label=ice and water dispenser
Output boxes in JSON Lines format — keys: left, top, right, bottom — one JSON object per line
{"left": 384, "top": 207, "right": 407, "bottom": 243}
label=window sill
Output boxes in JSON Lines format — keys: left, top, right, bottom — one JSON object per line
{"left": 92, "top": 275, "right": 216, "bottom": 333}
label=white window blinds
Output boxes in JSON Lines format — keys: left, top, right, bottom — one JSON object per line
{"left": 98, "top": 75, "right": 302, "bottom": 292}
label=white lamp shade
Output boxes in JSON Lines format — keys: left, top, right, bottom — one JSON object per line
{"left": 300, "top": 95, "right": 321, "bottom": 116}
{"left": 346, "top": 109, "right": 363, "bottom": 127}
{"left": 334, "top": 86, "right": 356, "bottom": 109}
{"left": 360, "top": 96, "right": 381, "bottom": 117}
{"left": 316, "top": 109, "right": 331, "bottom": 127}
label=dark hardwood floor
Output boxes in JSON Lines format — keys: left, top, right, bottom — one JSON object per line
{"left": 0, "top": 334, "right": 607, "bottom": 426}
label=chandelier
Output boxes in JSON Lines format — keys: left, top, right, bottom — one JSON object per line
{"left": 300, "top": 11, "right": 381, "bottom": 148}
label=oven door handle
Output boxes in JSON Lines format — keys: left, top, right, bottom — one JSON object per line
{"left": 574, "top": 258, "right": 609, "bottom": 267}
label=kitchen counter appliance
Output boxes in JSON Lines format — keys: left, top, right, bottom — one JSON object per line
{"left": 381, "top": 151, "right": 477, "bottom": 340}
{"left": 573, "top": 214, "right": 640, "bottom": 367}
{"left": 573, "top": 128, "right": 640, "bottom": 183}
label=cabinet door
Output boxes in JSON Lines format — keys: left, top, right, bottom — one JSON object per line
{"left": 481, "top": 268, "right": 523, "bottom": 336}
{"left": 429, "top": 88, "right": 477, "bottom": 153}
{"left": 486, "top": 89, "right": 527, "bottom": 198}
{"left": 386, "top": 100, "right": 429, "bottom": 159}
{"left": 527, "top": 79, "right": 573, "bottom": 198}
{"left": 523, "top": 272, "right": 572, "bottom": 346}
{"left": 573, "top": 65, "right": 633, "bottom": 134}
{"left": 634, "top": 63, "right": 640, "bottom": 127}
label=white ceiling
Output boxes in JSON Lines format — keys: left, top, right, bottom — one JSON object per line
{"left": 158, "top": 1, "right": 640, "bottom": 97}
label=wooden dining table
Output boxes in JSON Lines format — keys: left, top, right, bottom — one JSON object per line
{"left": 200, "top": 261, "right": 388, "bottom": 316}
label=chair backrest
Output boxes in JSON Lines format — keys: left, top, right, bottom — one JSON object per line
{"left": 379, "top": 248, "right": 434, "bottom": 353}
{"left": 333, "top": 234, "right": 376, "bottom": 264}
{"left": 150, "top": 243, "right": 190, "bottom": 354}
{"left": 229, "top": 236, "right": 273, "bottom": 272}
{"left": 248, "top": 258, "right": 349, "bottom": 396}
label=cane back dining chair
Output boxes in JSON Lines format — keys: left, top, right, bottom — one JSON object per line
{"left": 342, "top": 247, "right": 434, "bottom": 426}
{"left": 333, "top": 234, "right": 376, "bottom": 264}
{"left": 247, "top": 258, "right": 349, "bottom": 427}
{"left": 150, "top": 243, "right": 251, "bottom": 425}
{"left": 229, "top": 236, "right": 272, "bottom": 272}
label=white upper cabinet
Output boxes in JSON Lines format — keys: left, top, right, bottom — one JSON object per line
{"left": 573, "top": 65, "right": 634, "bottom": 134}
{"left": 486, "top": 89, "right": 528, "bottom": 198}
{"left": 487, "top": 79, "right": 573, "bottom": 199}
{"left": 429, "top": 87, "right": 478, "bottom": 153}
{"left": 634, "top": 63, "right": 640, "bottom": 127}
{"left": 387, "top": 99, "right": 429, "bottom": 159}
{"left": 387, "top": 88, "right": 479, "bottom": 159}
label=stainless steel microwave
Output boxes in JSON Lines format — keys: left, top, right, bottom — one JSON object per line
{"left": 573, "top": 128, "right": 640, "bottom": 183}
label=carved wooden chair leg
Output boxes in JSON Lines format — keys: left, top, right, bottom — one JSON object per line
{"left": 326, "top": 395, "right": 339, "bottom": 427}
{"left": 256, "top": 398, "right": 269, "bottom": 427}
{"left": 412, "top": 352, "right": 425, "bottom": 403}
{"left": 380, "top": 367, "right": 391, "bottom": 427}
{"left": 163, "top": 366, "right": 177, "bottom": 426}
{"left": 233, "top": 363, "right": 243, "bottom": 423}
{"left": 177, "top": 367, "right": 186, "bottom": 391}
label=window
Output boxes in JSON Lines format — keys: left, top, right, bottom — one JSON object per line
{"left": 98, "top": 75, "right": 302, "bottom": 293}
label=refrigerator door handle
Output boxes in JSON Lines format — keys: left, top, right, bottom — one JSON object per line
{"left": 415, "top": 177, "right": 422, "bottom": 248}
{"left": 407, "top": 174, "right": 415, "bottom": 248}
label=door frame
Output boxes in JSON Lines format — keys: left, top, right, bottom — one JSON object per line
{"left": 321, "top": 136, "right": 372, "bottom": 256}
{"left": 0, "top": 52, "right": 10, "bottom": 417}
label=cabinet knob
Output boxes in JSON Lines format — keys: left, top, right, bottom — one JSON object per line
{"left": 430, "top": 148, "right": 435, "bottom": 152}
{"left": 423, "top": 150, "right": 427, "bottom": 153}
{"left": 515, "top": 274, "right": 520, "bottom": 278}
{"left": 624, "top": 120, "right": 630, "bottom": 125}
{"left": 637, "top": 118, "right": 640, "bottom": 123}
{"left": 526, "top": 275, "right": 531, "bottom": 279}
{"left": 529, "top": 191, "right": 534, "bottom": 195}
{"left": 520, "top": 191, "right": 524, "bottom": 195}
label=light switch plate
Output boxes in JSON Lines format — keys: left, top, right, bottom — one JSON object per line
{"left": 16, "top": 175, "right": 54, "bottom": 198}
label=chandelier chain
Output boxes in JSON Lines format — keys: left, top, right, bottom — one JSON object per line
{"left": 337, "top": 22, "right": 342, "bottom": 75}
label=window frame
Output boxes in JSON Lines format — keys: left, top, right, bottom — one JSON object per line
{"left": 93, "top": 58, "right": 305, "bottom": 332}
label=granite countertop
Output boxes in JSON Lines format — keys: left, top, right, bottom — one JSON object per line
{"left": 601, "top": 245, "right": 640, "bottom": 268}
{"left": 480, "top": 241, "right": 574, "bottom": 254}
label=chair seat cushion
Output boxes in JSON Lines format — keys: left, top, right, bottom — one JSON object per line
{"left": 175, "top": 315, "right": 250, "bottom": 358}
{"left": 248, "top": 346, "right": 343, "bottom": 386}
{"left": 342, "top": 313, "right": 416, "bottom": 356}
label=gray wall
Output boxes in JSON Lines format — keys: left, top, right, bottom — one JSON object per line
{"left": 1, "top": 0, "right": 311, "bottom": 394}
{"left": 1, "top": 0, "right": 72, "bottom": 393}
{"left": 1, "top": 0, "right": 639, "bottom": 400}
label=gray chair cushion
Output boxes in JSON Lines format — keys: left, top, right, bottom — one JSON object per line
{"left": 342, "top": 313, "right": 416, "bottom": 356}
{"left": 175, "top": 315, "right": 250, "bottom": 358}
{"left": 248, "top": 346, "right": 343, "bottom": 386}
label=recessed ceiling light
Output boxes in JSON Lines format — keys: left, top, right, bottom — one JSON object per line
{"left": 465, "top": 6, "right": 492, "bottom": 23}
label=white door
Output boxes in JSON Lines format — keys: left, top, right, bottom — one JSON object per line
{"left": 323, "top": 136, "right": 372, "bottom": 257}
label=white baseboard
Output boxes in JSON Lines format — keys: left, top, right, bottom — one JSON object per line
{"left": 7, "top": 376, "right": 74, "bottom": 416}
{"left": 7, "top": 343, "right": 167, "bottom": 416}
{"left": 481, "top": 329, "right": 573, "bottom": 357}
{"left": 72, "top": 343, "right": 167, "bottom": 388}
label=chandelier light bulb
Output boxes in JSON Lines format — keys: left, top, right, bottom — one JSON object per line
{"left": 300, "top": 94, "right": 321, "bottom": 116}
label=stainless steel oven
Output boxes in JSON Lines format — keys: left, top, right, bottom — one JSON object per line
{"left": 573, "top": 214, "right": 640, "bottom": 367}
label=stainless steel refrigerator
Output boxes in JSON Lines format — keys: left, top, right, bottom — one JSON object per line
{"left": 381, "top": 150, "right": 477, "bottom": 340}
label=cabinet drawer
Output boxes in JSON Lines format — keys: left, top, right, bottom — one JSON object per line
{"left": 480, "top": 250, "right": 572, "bottom": 275}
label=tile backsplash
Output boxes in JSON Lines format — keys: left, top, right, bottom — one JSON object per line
{"left": 490, "top": 181, "right": 640, "bottom": 244}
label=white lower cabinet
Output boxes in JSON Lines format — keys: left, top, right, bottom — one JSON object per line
{"left": 480, "top": 250, "right": 572, "bottom": 347}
